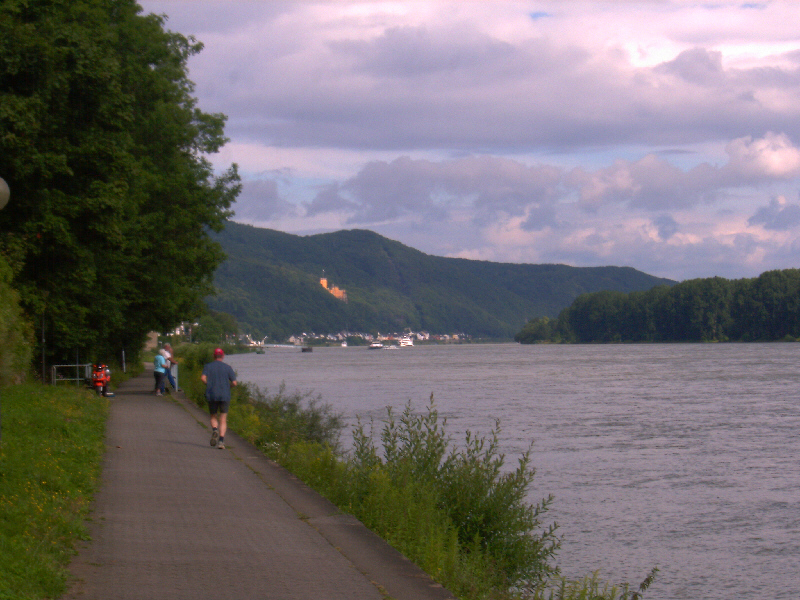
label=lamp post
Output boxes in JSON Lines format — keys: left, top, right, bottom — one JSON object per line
{"left": 0, "top": 176, "right": 8, "bottom": 445}
{"left": 0, "top": 176, "right": 8, "bottom": 209}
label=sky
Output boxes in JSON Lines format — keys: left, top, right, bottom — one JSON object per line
{"left": 137, "top": 0, "right": 800, "bottom": 281}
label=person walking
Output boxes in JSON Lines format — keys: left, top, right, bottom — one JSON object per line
{"left": 200, "top": 348, "right": 237, "bottom": 449}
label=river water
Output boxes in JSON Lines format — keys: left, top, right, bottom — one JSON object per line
{"left": 227, "top": 343, "right": 800, "bottom": 599}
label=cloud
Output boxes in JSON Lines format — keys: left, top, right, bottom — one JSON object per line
{"left": 653, "top": 214, "right": 680, "bottom": 240}
{"left": 724, "top": 132, "right": 800, "bottom": 180}
{"left": 231, "top": 178, "right": 298, "bottom": 221}
{"left": 138, "top": 0, "right": 800, "bottom": 281}
{"left": 330, "top": 25, "right": 517, "bottom": 78}
{"left": 655, "top": 47, "right": 725, "bottom": 84}
{"left": 302, "top": 155, "right": 563, "bottom": 227}
{"left": 159, "top": 2, "right": 800, "bottom": 153}
{"left": 304, "top": 182, "right": 359, "bottom": 217}
{"left": 748, "top": 195, "right": 800, "bottom": 230}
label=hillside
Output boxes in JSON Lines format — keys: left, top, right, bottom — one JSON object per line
{"left": 207, "top": 221, "right": 674, "bottom": 340}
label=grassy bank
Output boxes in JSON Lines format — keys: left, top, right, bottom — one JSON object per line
{"left": 0, "top": 383, "right": 108, "bottom": 600}
{"left": 179, "top": 343, "right": 656, "bottom": 600}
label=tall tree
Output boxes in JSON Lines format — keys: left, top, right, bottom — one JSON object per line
{"left": 0, "top": 0, "right": 239, "bottom": 368}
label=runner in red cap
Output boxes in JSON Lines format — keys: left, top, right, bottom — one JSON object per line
{"left": 201, "top": 349, "right": 237, "bottom": 449}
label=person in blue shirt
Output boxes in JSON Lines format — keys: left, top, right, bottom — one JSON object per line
{"left": 200, "top": 348, "right": 237, "bottom": 449}
{"left": 153, "top": 351, "right": 167, "bottom": 396}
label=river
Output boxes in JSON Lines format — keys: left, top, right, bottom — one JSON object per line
{"left": 226, "top": 343, "right": 800, "bottom": 599}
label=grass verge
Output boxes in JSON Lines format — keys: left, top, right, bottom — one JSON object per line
{"left": 0, "top": 383, "right": 108, "bottom": 600}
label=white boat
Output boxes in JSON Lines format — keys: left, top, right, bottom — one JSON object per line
{"left": 399, "top": 335, "right": 414, "bottom": 347}
{"left": 341, "top": 340, "right": 348, "bottom": 347}
{"left": 368, "top": 341, "right": 384, "bottom": 349}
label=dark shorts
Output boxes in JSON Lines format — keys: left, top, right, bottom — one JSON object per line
{"left": 207, "top": 400, "right": 230, "bottom": 415}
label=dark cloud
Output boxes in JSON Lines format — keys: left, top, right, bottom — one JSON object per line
{"left": 213, "top": 31, "right": 800, "bottom": 153}
{"left": 233, "top": 178, "right": 298, "bottom": 220}
{"left": 748, "top": 197, "right": 800, "bottom": 230}
{"left": 653, "top": 214, "right": 680, "bottom": 240}
{"left": 319, "top": 156, "right": 563, "bottom": 226}
{"left": 655, "top": 47, "right": 724, "bottom": 84}
{"left": 145, "top": 1, "right": 292, "bottom": 36}
{"left": 330, "top": 25, "right": 517, "bottom": 78}
{"left": 304, "top": 183, "right": 359, "bottom": 217}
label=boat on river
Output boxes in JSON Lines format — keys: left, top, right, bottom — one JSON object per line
{"left": 399, "top": 335, "right": 414, "bottom": 347}
{"left": 368, "top": 341, "right": 384, "bottom": 349}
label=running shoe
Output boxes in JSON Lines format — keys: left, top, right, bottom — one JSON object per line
{"left": 218, "top": 442, "right": 225, "bottom": 450}
{"left": 210, "top": 430, "right": 219, "bottom": 447}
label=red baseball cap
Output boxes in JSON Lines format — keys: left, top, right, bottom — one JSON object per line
{"left": 213, "top": 348, "right": 224, "bottom": 358}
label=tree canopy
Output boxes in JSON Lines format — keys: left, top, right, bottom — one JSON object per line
{"left": 0, "top": 0, "right": 240, "bottom": 367}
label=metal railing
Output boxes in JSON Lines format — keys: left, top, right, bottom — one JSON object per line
{"left": 50, "top": 363, "right": 179, "bottom": 390}
{"left": 52, "top": 363, "right": 93, "bottom": 386}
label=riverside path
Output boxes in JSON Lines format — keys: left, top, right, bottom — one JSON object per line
{"left": 65, "top": 367, "right": 456, "bottom": 600}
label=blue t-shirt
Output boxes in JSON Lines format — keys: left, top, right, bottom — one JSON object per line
{"left": 202, "top": 360, "right": 237, "bottom": 402}
{"left": 154, "top": 354, "right": 166, "bottom": 374}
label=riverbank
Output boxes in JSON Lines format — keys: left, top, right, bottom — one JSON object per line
{"left": 178, "top": 343, "right": 655, "bottom": 600}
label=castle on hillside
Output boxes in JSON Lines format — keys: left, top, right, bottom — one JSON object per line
{"left": 320, "top": 274, "right": 348, "bottom": 302}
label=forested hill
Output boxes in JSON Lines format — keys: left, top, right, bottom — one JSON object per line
{"left": 207, "top": 221, "right": 674, "bottom": 340}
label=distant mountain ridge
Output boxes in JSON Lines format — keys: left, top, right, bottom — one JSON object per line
{"left": 207, "top": 221, "right": 675, "bottom": 340}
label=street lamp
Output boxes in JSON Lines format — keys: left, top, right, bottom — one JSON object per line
{"left": 0, "top": 176, "right": 8, "bottom": 445}
{"left": 0, "top": 176, "right": 8, "bottom": 210}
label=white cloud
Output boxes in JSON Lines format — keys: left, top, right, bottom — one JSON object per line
{"left": 725, "top": 132, "right": 800, "bottom": 180}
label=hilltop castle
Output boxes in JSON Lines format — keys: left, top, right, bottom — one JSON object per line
{"left": 320, "top": 275, "right": 347, "bottom": 302}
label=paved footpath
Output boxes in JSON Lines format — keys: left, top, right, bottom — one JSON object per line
{"left": 65, "top": 368, "right": 456, "bottom": 600}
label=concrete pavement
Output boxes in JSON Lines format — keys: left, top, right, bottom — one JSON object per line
{"left": 65, "top": 368, "right": 456, "bottom": 600}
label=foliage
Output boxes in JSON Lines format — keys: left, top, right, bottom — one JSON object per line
{"left": 541, "top": 568, "right": 659, "bottom": 600}
{"left": 339, "top": 400, "right": 560, "bottom": 597}
{"left": 192, "top": 310, "right": 240, "bottom": 344}
{"left": 0, "top": 0, "right": 240, "bottom": 369}
{"left": 517, "top": 269, "right": 800, "bottom": 343}
{"left": 0, "top": 255, "right": 32, "bottom": 384}
{"left": 514, "top": 317, "right": 556, "bottom": 344}
{"left": 207, "top": 221, "right": 673, "bottom": 340}
{"left": 234, "top": 390, "right": 562, "bottom": 598}
{"left": 0, "top": 383, "right": 108, "bottom": 599}
{"left": 230, "top": 383, "right": 343, "bottom": 452}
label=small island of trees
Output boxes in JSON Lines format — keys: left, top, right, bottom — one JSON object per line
{"left": 516, "top": 269, "right": 800, "bottom": 344}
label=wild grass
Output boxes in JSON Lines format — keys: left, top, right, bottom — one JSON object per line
{"left": 0, "top": 383, "right": 108, "bottom": 599}
{"left": 177, "top": 343, "right": 656, "bottom": 600}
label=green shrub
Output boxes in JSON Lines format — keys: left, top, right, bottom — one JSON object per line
{"left": 540, "top": 567, "right": 659, "bottom": 600}
{"left": 243, "top": 383, "right": 343, "bottom": 451}
{"left": 344, "top": 398, "right": 559, "bottom": 597}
